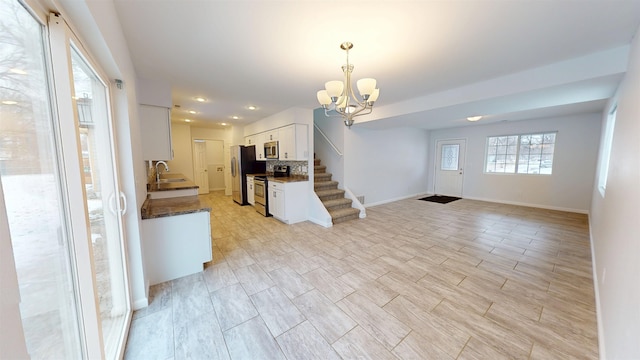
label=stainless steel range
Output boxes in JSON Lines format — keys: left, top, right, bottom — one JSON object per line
{"left": 254, "top": 165, "right": 289, "bottom": 217}
{"left": 254, "top": 176, "right": 269, "bottom": 216}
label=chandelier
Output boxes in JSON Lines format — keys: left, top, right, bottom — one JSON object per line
{"left": 316, "top": 42, "right": 380, "bottom": 128}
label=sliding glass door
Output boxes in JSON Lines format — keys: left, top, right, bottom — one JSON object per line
{"left": 1, "top": 1, "right": 132, "bottom": 358}
{"left": 69, "top": 46, "right": 130, "bottom": 359}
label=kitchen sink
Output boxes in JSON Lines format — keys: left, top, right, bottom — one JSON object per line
{"left": 158, "top": 178, "right": 186, "bottom": 183}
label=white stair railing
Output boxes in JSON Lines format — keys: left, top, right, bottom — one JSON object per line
{"left": 314, "top": 123, "right": 343, "bottom": 157}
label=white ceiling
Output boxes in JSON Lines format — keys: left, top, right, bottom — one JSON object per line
{"left": 112, "top": 1, "right": 640, "bottom": 130}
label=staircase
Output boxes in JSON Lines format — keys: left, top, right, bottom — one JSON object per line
{"left": 314, "top": 156, "right": 360, "bottom": 224}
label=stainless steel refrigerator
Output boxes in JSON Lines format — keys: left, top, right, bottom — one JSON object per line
{"left": 230, "top": 145, "right": 265, "bottom": 205}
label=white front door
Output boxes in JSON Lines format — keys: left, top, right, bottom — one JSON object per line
{"left": 434, "top": 139, "right": 466, "bottom": 197}
{"left": 193, "top": 140, "right": 210, "bottom": 194}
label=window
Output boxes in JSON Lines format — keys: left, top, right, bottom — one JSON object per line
{"left": 485, "top": 132, "right": 556, "bottom": 175}
{"left": 598, "top": 107, "right": 616, "bottom": 195}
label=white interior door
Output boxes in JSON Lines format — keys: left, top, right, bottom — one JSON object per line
{"left": 434, "top": 139, "right": 466, "bottom": 197}
{"left": 193, "top": 140, "right": 209, "bottom": 194}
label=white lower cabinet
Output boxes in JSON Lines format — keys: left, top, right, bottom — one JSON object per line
{"left": 247, "top": 176, "right": 255, "bottom": 205}
{"left": 142, "top": 211, "right": 212, "bottom": 285}
{"left": 268, "top": 181, "right": 308, "bottom": 224}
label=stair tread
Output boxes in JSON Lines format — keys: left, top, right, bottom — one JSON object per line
{"left": 315, "top": 188, "right": 345, "bottom": 196}
{"left": 314, "top": 180, "right": 339, "bottom": 186}
{"left": 322, "top": 198, "right": 352, "bottom": 207}
{"left": 329, "top": 207, "right": 360, "bottom": 217}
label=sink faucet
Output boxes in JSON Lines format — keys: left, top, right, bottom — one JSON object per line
{"left": 156, "top": 161, "right": 169, "bottom": 183}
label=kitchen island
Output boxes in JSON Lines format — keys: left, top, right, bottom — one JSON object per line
{"left": 141, "top": 186, "right": 212, "bottom": 285}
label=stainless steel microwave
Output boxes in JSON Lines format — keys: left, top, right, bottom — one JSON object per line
{"left": 264, "top": 141, "right": 278, "bottom": 159}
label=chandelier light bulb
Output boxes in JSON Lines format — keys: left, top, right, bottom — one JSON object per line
{"left": 357, "top": 78, "right": 376, "bottom": 98}
{"left": 317, "top": 90, "right": 332, "bottom": 105}
{"left": 325, "top": 81, "right": 344, "bottom": 98}
{"left": 368, "top": 88, "right": 380, "bottom": 103}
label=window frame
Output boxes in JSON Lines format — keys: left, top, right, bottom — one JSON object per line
{"left": 598, "top": 106, "right": 617, "bottom": 196}
{"left": 484, "top": 131, "right": 558, "bottom": 175}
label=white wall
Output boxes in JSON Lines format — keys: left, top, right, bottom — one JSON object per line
{"left": 590, "top": 25, "right": 640, "bottom": 359}
{"left": 167, "top": 123, "right": 194, "bottom": 180}
{"left": 313, "top": 108, "right": 345, "bottom": 186}
{"left": 428, "top": 114, "right": 601, "bottom": 213}
{"left": 344, "top": 126, "right": 430, "bottom": 206}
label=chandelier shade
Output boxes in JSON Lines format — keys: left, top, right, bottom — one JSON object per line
{"left": 317, "top": 42, "right": 380, "bottom": 128}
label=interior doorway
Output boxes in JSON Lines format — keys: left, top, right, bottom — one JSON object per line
{"left": 192, "top": 139, "right": 226, "bottom": 194}
{"left": 206, "top": 140, "right": 226, "bottom": 191}
{"left": 193, "top": 140, "right": 209, "bottom": 194}
{"left": 434, "top": 139, "right": 466, "bottom": 197}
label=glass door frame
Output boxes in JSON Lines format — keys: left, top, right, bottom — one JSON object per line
{"left": 47, "top": 12, "right": 132, "bottom": 359}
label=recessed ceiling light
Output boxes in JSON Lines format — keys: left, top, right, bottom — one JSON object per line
{"left": 9, "top": 68, "right": 27, "bottom": 75}
{"left": 188, "top": 110, "right": 197, "bottom": 114}
{"left": 232, "top": 116, "right": 239, "bottom": 120}
{"left": 220, "top": 123, "right": 227, "bottom": 126}
{"left": 248, "top": 105, "right": 256, "bottom": 111}
{"left": 194, "top": 97, "right": 206, "bottom": 102}
{"left": 2, "top": 100, "right": 18, "bottom": 105}
{"left": 467, "top": 115, "right": 482, "bottom": 122}
{"left": 184, "top": 119, "right": 192, "bottom": 122}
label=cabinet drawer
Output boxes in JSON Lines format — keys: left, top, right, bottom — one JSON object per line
{"left": 269, "top": 181, "right": 284, "bottom": 190}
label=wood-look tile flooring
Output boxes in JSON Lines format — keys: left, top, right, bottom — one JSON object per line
{"left": 124, "top": 191, "right": 598, "bottom": 359}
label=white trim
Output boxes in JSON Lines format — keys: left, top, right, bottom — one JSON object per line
{"left": 364, "top": 192, "right": 429, "bottom": 208}
{"left": 343, "top": 187, "right": 366, "bottom": 218}
{"left": 307, "top": 216, "right": 333, "bottom": 228}
{"left": 588, "top": 214, "right": 606, "bottom": 360}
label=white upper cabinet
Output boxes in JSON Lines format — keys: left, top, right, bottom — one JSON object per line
{"left": 279, "top": 124, "right": 308, "bottom": 161}
{"left": 140, "top": 104, "right": 173, "bottom": 161}
{"left": 245, "top": 123, "right": 308, "bottom": 161}
{"left": 264, "top": 129, "right": 279, "bottom": 142}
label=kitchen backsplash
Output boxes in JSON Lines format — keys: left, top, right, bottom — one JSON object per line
{"left": 267, "top": 160, "right": 308, "bottom": 176}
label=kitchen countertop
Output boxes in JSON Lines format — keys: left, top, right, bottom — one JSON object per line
{"left": 267, "top": 175, "right": 309, "bottom": 183}
{"left": 246, "top": 173, "right": 266, "bottom": 178}
{"left": 148, "top": 173, "right": 199, "bottom": 192}
{"left": 141, "top": 195, "right": 211, "bottom": 219}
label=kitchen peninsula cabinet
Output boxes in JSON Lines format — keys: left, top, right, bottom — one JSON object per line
{"left": 140, "top": 104, "right": 173, "bottom": 160}
{"left": 141, "top": 196, "right": 212, "bottom": 285}
{"left": 268, "top": 179, "right": 308, "bottom": 224}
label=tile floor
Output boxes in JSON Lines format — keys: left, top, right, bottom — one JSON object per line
{"left": 124, "top": 191, "right": 598, "bottom": 359}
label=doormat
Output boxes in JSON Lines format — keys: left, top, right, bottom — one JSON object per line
{"left": 418, "top": 195, "right": 461, "bottom": 204}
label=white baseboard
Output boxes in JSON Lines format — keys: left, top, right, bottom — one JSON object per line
{"left": 307, "top": 216, "right": 333, "bottom": 228}
{"left": 132, "top": 297, "right": 149, "bottom": 311}
{"left": 588, "top": 214, "right": 606, "bottom": 360}
{"left": 364, "top": 192, "right": 429, "bottom": 208}
{"left": 461, "top": 195, "right": 589, "bottom": 214}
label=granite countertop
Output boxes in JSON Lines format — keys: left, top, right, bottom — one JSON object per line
{"left": 141, "top": 195, "right": 211, "bottom": 219}
{"left": 246, "top": 173, "right": 266, "bottom": 178}
{"left": 267, "top": 175, "right": 309, "bottom": 183}
{"left": 148, "top": 173, "right": 199, "bottom": 192}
